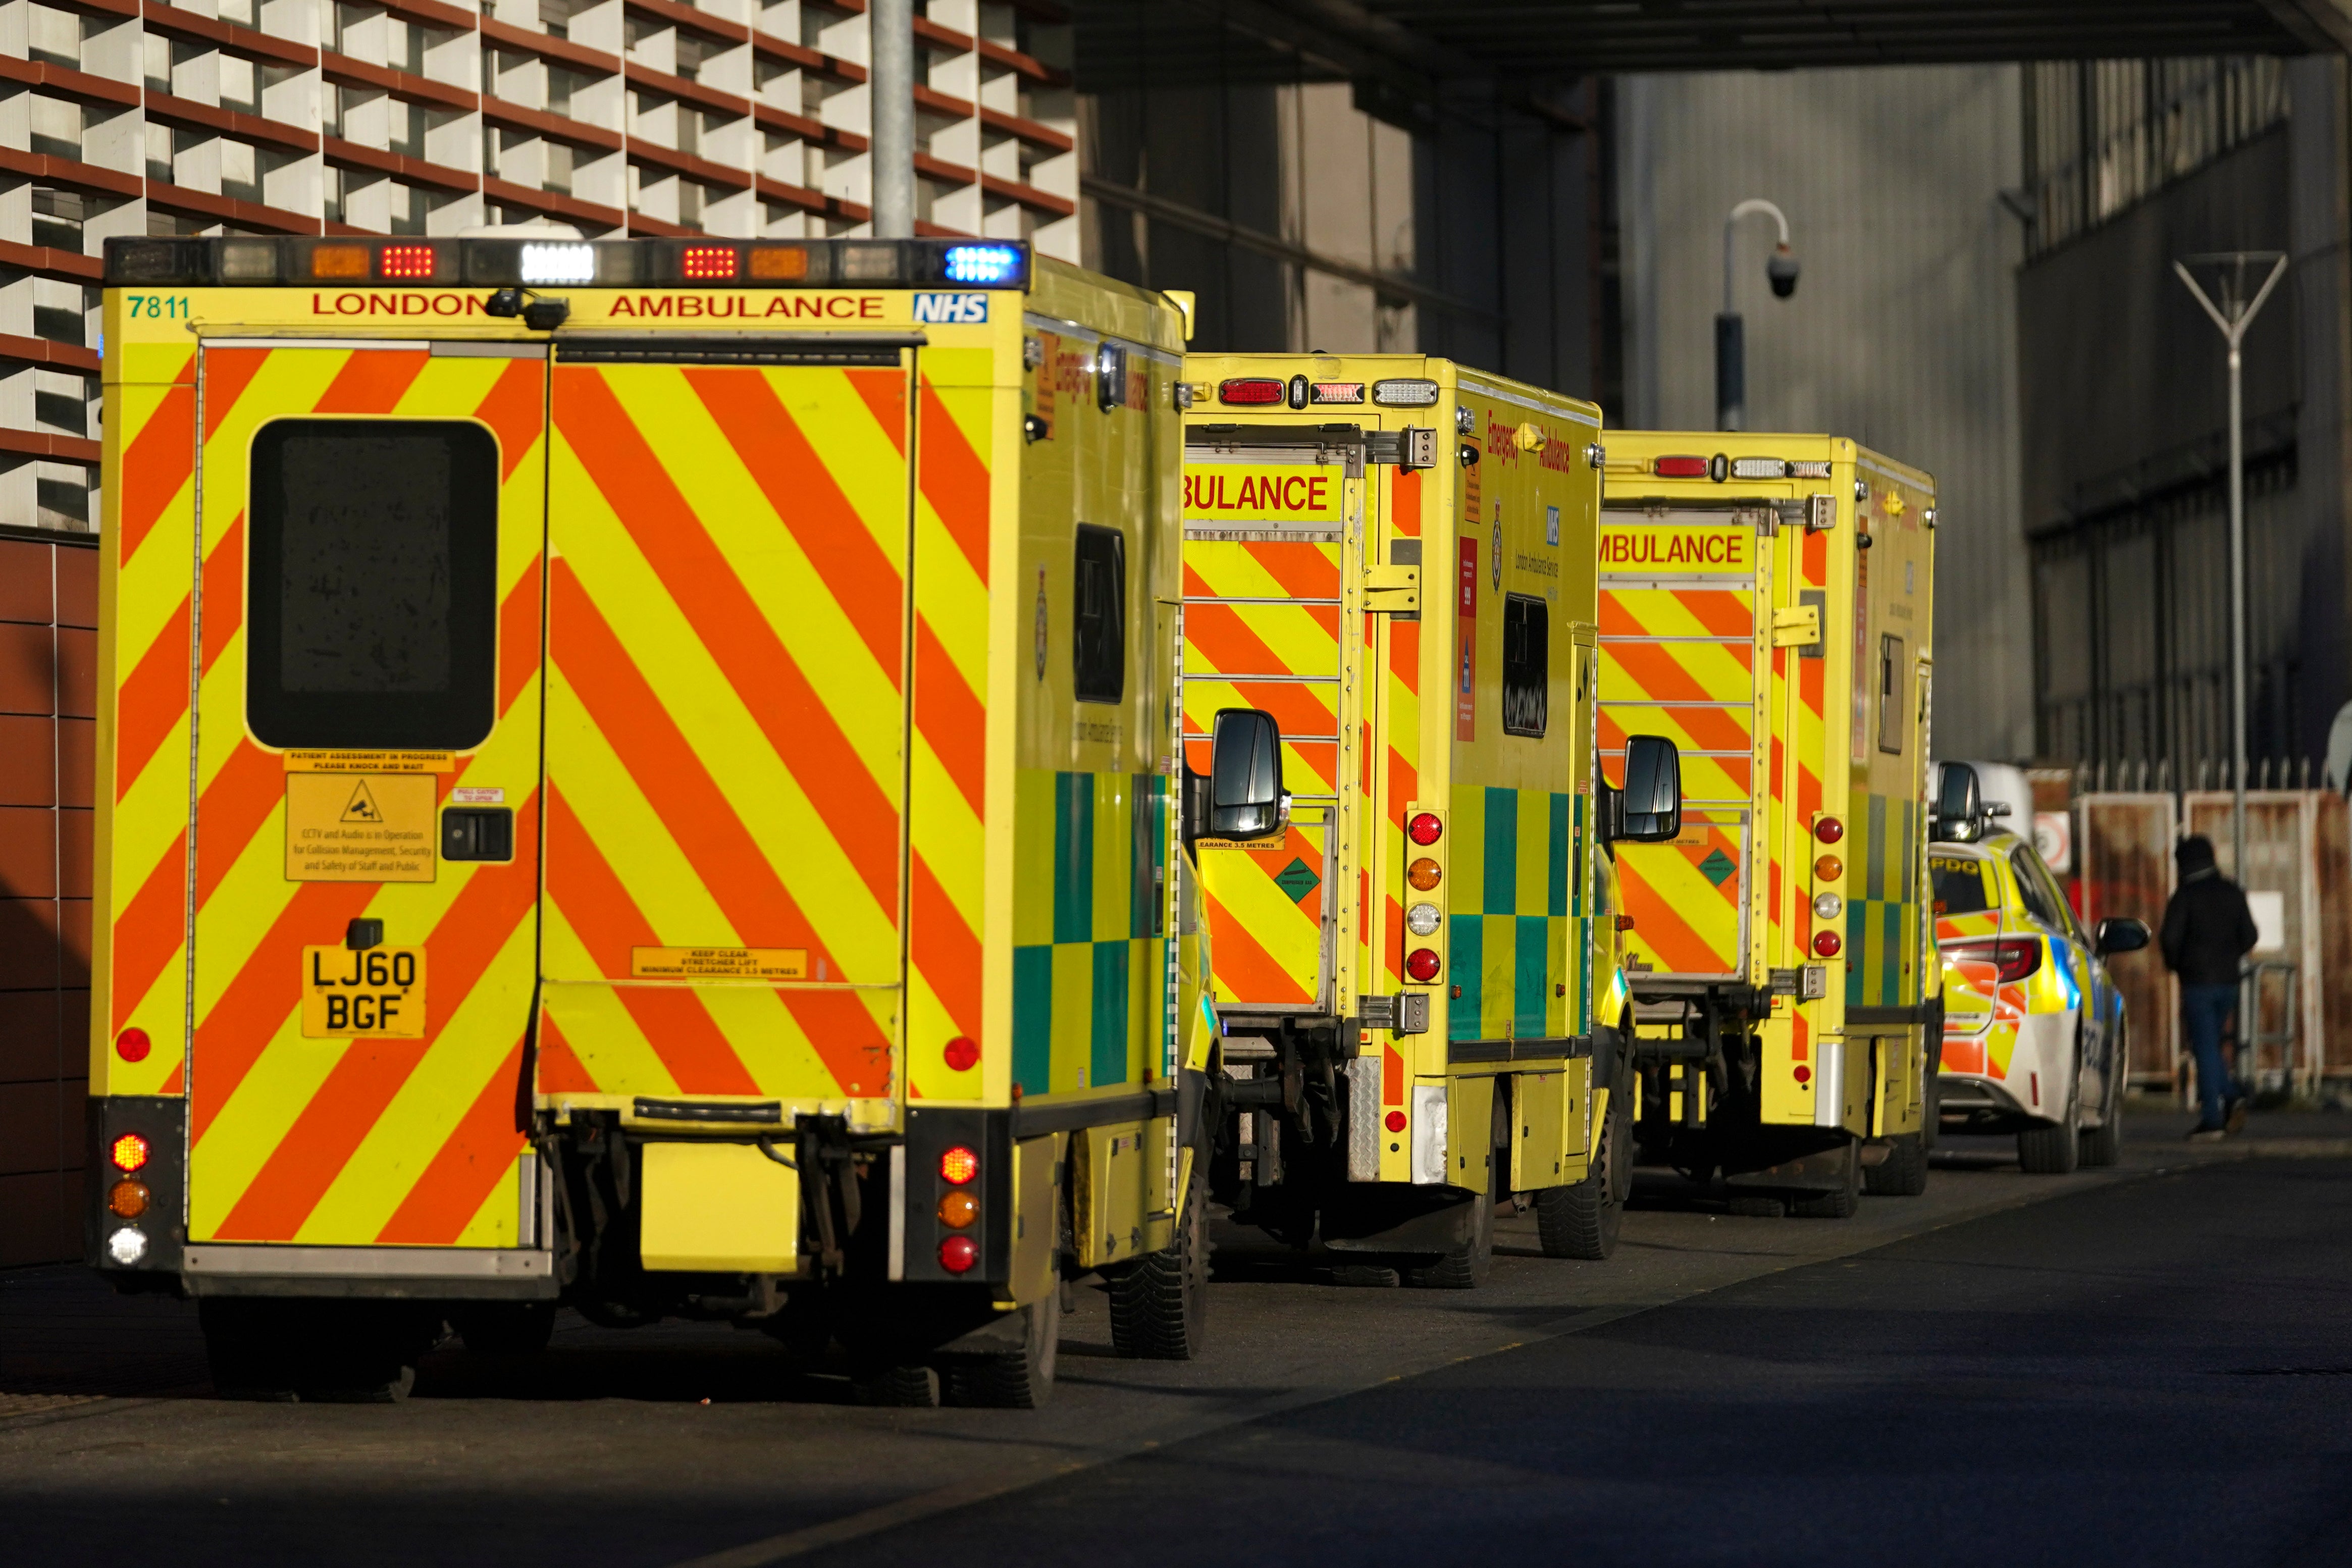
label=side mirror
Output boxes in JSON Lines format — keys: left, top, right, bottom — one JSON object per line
{"left": 1610, "top": 735, "right": 1683, "bottom": 845}
{"left": 2096, "top": 917, "right": 2150, "bottom": 956}
{"left": 1930, "top": 761, "right": 1982, "bottom": 843}
{"left": 1198, "top": 708, "right": 1286, "bottom": 842}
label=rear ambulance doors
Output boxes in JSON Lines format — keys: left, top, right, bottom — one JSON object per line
{"left": 184, "top": 338, "right": 550, "bottom": 1251}
{"left": 1598, "top": 507, "right": 1769, "bottom": 982}
{"left": 1180, "top": 427, "right": 1369, "bottom": 1015}
{"left": 537, "top": 336, "right": 920, "bottom": 1124}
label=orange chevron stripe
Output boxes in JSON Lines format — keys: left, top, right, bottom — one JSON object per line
{"left": 473, "top": 358, "right": 545, "bottom": 483}
{"left": 1622, "top": 870, "right": 1722, "bottom": 972}
{"left": 1384, "top": 894, "right": 1404, "bottom": 980}
{"left": 918, "top": 376, "right": 990, "bottom": 583}
{"left": 197, "top": 513, "right": 244, "bottom": 674}
{"left": 554, "top": 374, "right": 902, "bottom": 915}
{"left": 536, "top": 1013, "right": 598, "bottom": 1093}
{"left": 117, "top": 380, "right": 194, "bottom": 564}
{"left": 1200, "top": 887, "right": 1312, "bottom": 1005}
{"left": 549, "top": 559, "right": 893, "bottom": 958}
{"left": 682, "top": 365, "right": 907, "bottom": 675}
{"left": 844, "top": 368, "right": 907, "bottom": 454}
{"left": 1392, "top": 469, "right": 1422, "bottom": 536}
{"left": 911, "top": 855, "right": 980, "bottom": 1037}
{"left": 200, "top": 348, "right": 269, "bottom": 440}
{"left": 1803, "top": 529, "right": 1826, "bottom": 586}
{"left": 544, "top": 785, "right": 763, "bottom": 1095}
{"left": 190, "top": 880, "right": 383, "bottom": 1142}
{"left": 915, "top": 618, "right": 984, "bottom": 816}
{"left": 313, "top": 347, "right": 430, "bottom": 413}
{"left": 215, "top": 792, "right": 541, "bottom": 1239}
{"left": 113, "top": 597, "right": 190, "bottom": 799}
{"left": 498, "top": 554, "right": 542, "bottom": 716}
{"left": 108, "top": 829, "right": 184, "bottom": 1035}
{"left": 1241, "top": 539, "right": 1341, "bottom": 600}
{"left": 376, "top": 1036, "right": 529, "bottom": 1244}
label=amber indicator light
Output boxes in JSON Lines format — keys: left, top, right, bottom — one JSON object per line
{"left": 1407, "top": 857, "right": 1442, "bottom": 891}
{"left": 310, "top": 244, "right": 370, "bottom": 279}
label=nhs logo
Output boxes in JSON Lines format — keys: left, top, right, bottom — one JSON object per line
{"left": 913, "top": 292, "right": 989, "bottom": 324}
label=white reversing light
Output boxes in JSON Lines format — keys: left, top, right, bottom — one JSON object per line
{"left": 520, "top": 243, "right": 595, "bottom": 285}
{"left": 1731, "top": 457, "right": 1788, "bottom": 480}
{"left": 107, "top": 1226, "right": 148, "bottom": 1266}
{"left": 1812, "top": 892, "right": 1843, "bottom": 921}
{"left": 1373, "top": 378, "right": 1441, "bottom": 408}
{"left": 1406, "top": 902, "right": 1442, "bottom": 937}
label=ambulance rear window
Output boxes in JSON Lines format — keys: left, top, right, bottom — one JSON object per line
{"left": 247, "top": 418, "right": 499, "bottom": 751}
{"left": 1072, "top": 524, "right": 1125, "bottom": 704}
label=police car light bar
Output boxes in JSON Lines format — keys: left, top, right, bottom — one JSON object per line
{"left": 103, "top": 235, "right": 1034, "bottom": 291}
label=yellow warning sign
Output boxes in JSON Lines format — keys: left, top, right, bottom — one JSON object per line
{"left": 631, "top": 947, "right": 811, "bottom": 980}
{"left": 281, "top": 751, "right": 455, "bottom": 773}
{"left": 285, "top": 773, "right": 437, "bottom": 882}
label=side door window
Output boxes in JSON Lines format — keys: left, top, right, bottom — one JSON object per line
{"left": 2007, "top": 846, "right": 2068, "bottom": 936}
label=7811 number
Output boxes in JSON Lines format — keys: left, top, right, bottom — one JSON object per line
{"left": 126, "top": 294, "right": 189, "bottom": 319}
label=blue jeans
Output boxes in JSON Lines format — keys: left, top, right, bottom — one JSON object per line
{"left": 2181, "top": 982, "right": 2240, "bottom": 1129}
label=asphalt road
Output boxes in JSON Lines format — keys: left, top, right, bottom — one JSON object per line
{"left": 4, "top": 1126, "right": 2347, "bottom": 1568}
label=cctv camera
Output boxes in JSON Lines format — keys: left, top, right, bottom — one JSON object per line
{"left": 1766, "top": 246, "right": 1799, "bottom": 299}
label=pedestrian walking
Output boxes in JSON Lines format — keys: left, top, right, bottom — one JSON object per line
{"left": 2159, "top": 834, "right": 2258, "bottom": 1141}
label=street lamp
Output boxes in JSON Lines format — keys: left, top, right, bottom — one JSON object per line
{"left": 1717, "top": 198, "right": 1799, "bottom": 432}
{"left": 2173, "top": 250, "right": 2287, "bottom": 886}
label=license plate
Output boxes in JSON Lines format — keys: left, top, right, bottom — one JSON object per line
{"left": 300, "top": 945, "right": 428, "bottom": 1038}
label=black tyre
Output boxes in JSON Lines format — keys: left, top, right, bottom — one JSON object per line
{"left": 944, "top": 1297, "right": 1058, "bottom": 1408}
{"left": 1863, "top": 1133, "right": 1929, "bottom": 1196}
{"left": 1409, "top": 1082, "right": 1503, "bottom": 1288}
{"left": 201, "top": 1299, "right": 433, "bottom": 1403}
{"left": 2018, "top": 1054, "right": 2082, "bottom": 1174}
{"left": 1536, "top": 1056, "right": 1631, "bottom": 1260}
{"left": 1789, "top": 1139, "right": 1861, "bottom": 1219}
{"left": 850, "top": 1363, "right": 941, "bottom": 1407}
{"left": 1109, "top": 1162, "right": 1211, "bottom": 1360}
{"left": 451, "top": 1301, "right": 557, "bottom": 1356}
{"left": 2079, "top": 1030, "right": 2124, "bottom": 1168}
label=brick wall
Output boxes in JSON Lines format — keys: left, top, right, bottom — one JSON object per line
{"left": 0, "top": 527, "right": 97, "bottom": 1267}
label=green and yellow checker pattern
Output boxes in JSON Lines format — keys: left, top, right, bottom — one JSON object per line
{"left": 1445, "top": 786, "right": 1583, "bottom": 1042}
{"left": 1844, "top": 791, "right": 1921, "bottom": 1009}
{"left": 1012, "top": 769, "right": 1169, "bottom": 1094}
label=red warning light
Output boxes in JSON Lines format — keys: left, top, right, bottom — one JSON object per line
{"left": 681, "top": 245, "right": 737, "bottom": 280}
{"left": 378, "top": 244, "right": 436, "bottom": 280}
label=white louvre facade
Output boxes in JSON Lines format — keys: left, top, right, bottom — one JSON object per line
{"left": 0, "top": 0, "right": 1078, "bottom": 530}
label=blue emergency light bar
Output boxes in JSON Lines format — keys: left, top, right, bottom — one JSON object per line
{"left": 103, "top": 235, "right": 1033, "bottom": 292}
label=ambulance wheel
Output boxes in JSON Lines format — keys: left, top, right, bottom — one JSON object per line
{"left": 297, "top": 1304, "right": 439, "bottom": 1403}
{"left": 1409, "top": 1082, "right": 1504, "bottom": 1289}
{"left": 2017, "top": 1055, "right": 2082, "bottom": 1175}
{"left": 944, "top": 1298, "right": 1058, "bottom": 1409}
{"left": 452, "top": 1301, "right": 556, "bottom": 1356}
{"left": 1109, "top": 1164, "right": 1211, "bottom": 1360}
{"left": 1536, "top": 1056, "right": 1631, "bottom": 1260}
{"left": 199, "top": 1300, "right": 301, "bottom": 1402}
{"left": 849, "top": 1363, "right": 941, "bottom": 1408}
{"left": 1788, "top": 1140, "right": 1862, "bottom": 1219}
{"left": 1863, "top": 1134, "right": 1929, "bottom": 1197}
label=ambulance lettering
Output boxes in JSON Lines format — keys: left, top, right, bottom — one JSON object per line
{"left": 1181, "top": 472, "right": 1333, "bottom": 514}
{"left": 913, "top": 292, "right": 989, "bottom": 323}
{"left": 310, "top": 292, "right": 486, "bottom": 316}
{"left": 1598, "top": 529, "right": 1749, "bottom": 568}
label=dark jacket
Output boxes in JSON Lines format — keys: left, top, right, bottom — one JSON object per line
{"left": 2159, "top": 844, "right": 2258, "bottom": 987}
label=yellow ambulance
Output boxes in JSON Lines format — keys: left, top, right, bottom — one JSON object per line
{"left": 1179, "top": 353, "right": 1683, "bottom": 1280}
{"left": 86, "top": 232, "right": 1226, "bottom": 1405}
{"left": 1598, "top": 436, "right": 1938, "bottom": 1214}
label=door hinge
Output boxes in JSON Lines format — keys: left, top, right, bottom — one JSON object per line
{"left": 1770, "top": 604, "right": 1821, "bottom": 647}
{"left": 1364, "top": 563, "right": 1420, "bottom": 613}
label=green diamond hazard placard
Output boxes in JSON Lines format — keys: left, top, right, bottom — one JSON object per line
{"left": 1274, "top": 857, "right": 1321, "bottom": 904}
{"left": 1697, "top": 848, "right": 1737, "bottom": 887}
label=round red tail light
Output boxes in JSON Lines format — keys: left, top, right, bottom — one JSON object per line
{"left": 937, "top": 1234, "right": 979, "bottom": 1273}
{"left": 943, "top": 1035, "right": 979, "bottom": 1072}
{"left": 1812, "top": 930, "right": 1843, "bottom": 958}
{"left": 1384, "top": 1110, "right": 1407, "bottom": 1132}
{"left": 939, "top": 1145, "right": 979, "bottom": 1185}
{"left": 116, "top": 1028, "right": 150, "bottom": 1063}
{"left": 110, "top": 1133, "right": 149, "bottom": 1172}
{"left": 1814, "top": 816, "right": 1845, "bottom": 844}
{"left": 1407, "top": 812, "right": 1443, "bottom": 846}
{"left": 1404, "top": 948, "right": 1442, "bottom": 983}
{"left": 1793, "top": 1065, "right": 1812, "bottom": 1084}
